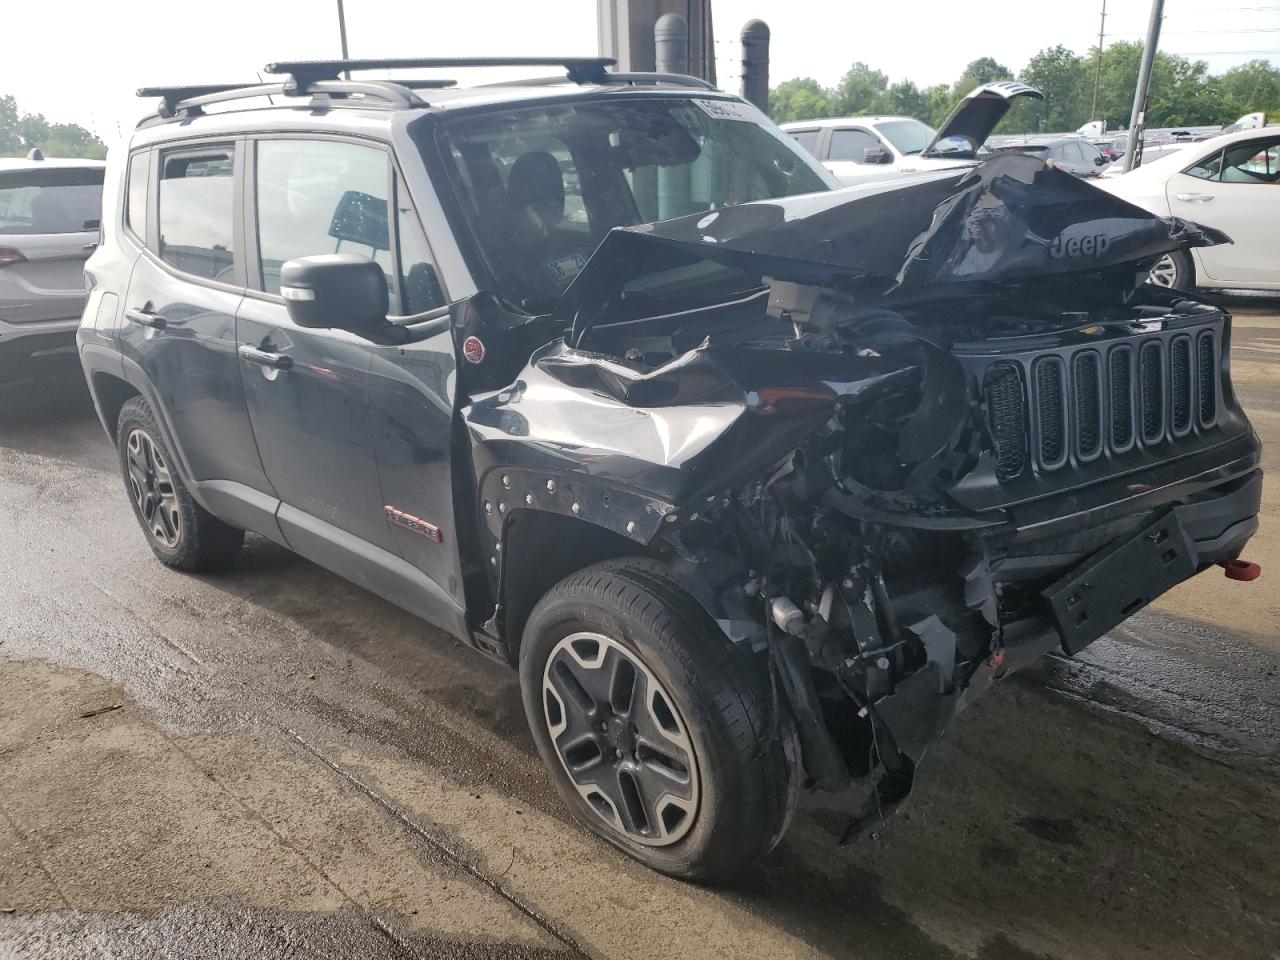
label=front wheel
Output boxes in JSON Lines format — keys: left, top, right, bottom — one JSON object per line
{"left": 1147, "top": 250, "right": 1194, "bottom": 290}
{"left": 520, "top": 558, "right": 797, "bottom": 882}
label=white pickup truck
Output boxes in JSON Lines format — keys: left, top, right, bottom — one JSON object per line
{"left": 781, "top": 82, "right": 1042, "bottom": 186}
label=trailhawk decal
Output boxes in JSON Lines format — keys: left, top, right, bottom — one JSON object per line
{"left": 384, "top": 506, "right": 443, "bottom": 543}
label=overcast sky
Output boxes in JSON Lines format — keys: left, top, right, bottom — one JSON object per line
{"left": 3, "top": 0, "right": 1277, "bottom": 142}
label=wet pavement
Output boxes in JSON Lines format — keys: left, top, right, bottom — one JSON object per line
{"left": 2, "top": 302, "right": 1278, "bottom": 960}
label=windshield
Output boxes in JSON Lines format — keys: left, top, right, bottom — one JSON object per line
{"left": 873, "top": 118, "right": 936, "bottom": 156}
{"left": 432, "top": 97, "right": 832, "bottom": 310}
{"left": 0, "top": 167, "right": 103, "bottom": 235}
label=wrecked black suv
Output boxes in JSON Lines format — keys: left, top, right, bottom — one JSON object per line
{"left": 79, "top": 58, "right": 1262, "bottom": 881}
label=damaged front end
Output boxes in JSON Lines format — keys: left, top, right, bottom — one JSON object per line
{"left": 465, "top": 154, "right": 1262, "bottom": 831}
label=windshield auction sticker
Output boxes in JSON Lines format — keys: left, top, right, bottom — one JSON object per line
{"left": 691, "top": 99, "right": 761, "bottom": 122}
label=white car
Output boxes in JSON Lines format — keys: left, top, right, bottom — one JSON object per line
{"left": 1096, "top": 127, "right": 1279, "bottom": 291}
{"left": 0, "top": 153, "right": 106, "bottom": 383}
{"left": 781, "top": 82, "right": 1042, "bottom": 186}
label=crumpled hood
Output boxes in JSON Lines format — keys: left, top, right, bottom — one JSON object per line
{"left": 563, "top": 153, "right": 1229, "bottom": 347}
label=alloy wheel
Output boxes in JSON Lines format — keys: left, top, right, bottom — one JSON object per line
{"left": 1148, "top": 253, "right": 1178, "bottom": 288}
{"left": 125, "top": 428, "right": 182, "bottom": 548}
{"left": 542, "top": 632, "right": 700, "bottom": 846}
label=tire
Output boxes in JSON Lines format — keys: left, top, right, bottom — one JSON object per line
{"left": 116, "top": 396, "right": 244, "bottom": 572}
{"left": 1147, "top": 250, "right": 1194, "bottom": 290}
{"left": 519, "top": 557, "right": 798, "bottom": 882}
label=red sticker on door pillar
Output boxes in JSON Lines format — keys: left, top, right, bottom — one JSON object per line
{"left": 463, "top": 336, "right": 485, "bottom": 364}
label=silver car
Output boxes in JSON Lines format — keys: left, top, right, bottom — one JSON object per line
{"left": 0, "top": 153, "right": 105, "bottom": 383}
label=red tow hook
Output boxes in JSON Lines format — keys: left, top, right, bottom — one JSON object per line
{"left": 1220, "top": 559, "right": 1262, "bottom": 582}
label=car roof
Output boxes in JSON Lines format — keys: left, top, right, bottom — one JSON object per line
{"left": 0, "top": 157, "right": 106, "bottom": 171}
{"left": 129, "top": 77, "right": 737, "bottom": 148}
{"left": 779, "top": 116, "right": 915, "bottom": 130}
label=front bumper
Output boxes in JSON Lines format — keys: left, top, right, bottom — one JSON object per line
{"left": 997, "top": 467, "right": 1262, "bottom": 664}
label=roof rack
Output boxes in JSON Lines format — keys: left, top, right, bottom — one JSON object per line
{"left": 482, "top": 71, "right": 717, "bottom": 92}
{"left": 263, "top": 56, "right": 617, "bottom": 93}
{"left": 137, "top": 79, "right": 428, "bottom": 123}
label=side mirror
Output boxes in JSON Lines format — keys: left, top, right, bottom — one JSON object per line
{"left": 863, "top": 146, "right": 891, "bottom": 165}
{"left": 1094, "top": 154, "right": 1108, "bottom": 166}
{"left": 279, "top": 254, "right": 388, "bottom": 336}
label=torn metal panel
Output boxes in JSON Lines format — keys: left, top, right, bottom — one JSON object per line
{"left": 462, "top": 152, "right": 1259, "bottom": 835}
{"left": 563, "top": 154, "right": 1229, "bottom": 348}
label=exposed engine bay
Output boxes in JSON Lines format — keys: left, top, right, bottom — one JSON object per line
{"left": 463, "top": 154, "right": 1262, "bottom": 832}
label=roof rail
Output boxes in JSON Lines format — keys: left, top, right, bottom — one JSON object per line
{"left": 263, "top": 56, "right": 616, "bottom": 92}
{"left": 482, "top": 71, "right": 717, "bottom": 92}
{"left": 137, "top": 79, "right": 426, "bottom": 123}
{"left": 137, "top": 84, "right": 264, "bottom": 118}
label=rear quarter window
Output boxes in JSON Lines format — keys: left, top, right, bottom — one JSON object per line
{"left": 0, "top": 167, "right": 104, "bottom": 235}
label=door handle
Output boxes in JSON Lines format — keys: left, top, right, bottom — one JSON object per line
{"left": 1175, "top": 193, "right": 1214, "bottom": 202}
{"left": 238, "top": 344, "right": 294, "bottom": 371}
{"left": 125, "top": 307, "right": 167, "bottom": 330}
{"left": 82, "top": 242, "right": 99, "bottom": 254}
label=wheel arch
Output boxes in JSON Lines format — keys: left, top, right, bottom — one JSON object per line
{"left": 89, "top": 371, "right": 141, "bottom": 442}
{"left": 498, "top": 509, "right": 650, "bottom": 662}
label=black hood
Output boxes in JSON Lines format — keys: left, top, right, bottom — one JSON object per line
{"left": 562, "top": 153, "right": 1229, "bottom": 347}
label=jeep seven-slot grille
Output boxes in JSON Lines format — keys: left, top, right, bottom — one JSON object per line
{"left": 981, "top": 329, "right": 1219, "bottom": 478}
{"left": 1170, "top": 335, "right": 1192, "bottom": 435}
{"left": 1140, "top": 341, "right": 1164, "bottom": 444}
{"left": 1073, "top": 352, "right": 1102, "bottom": 459}
{"left": 1197, "top": 331, "right": 1217, "bottom": 426}
{"left": 1034, "top": 358, "right": 1068, "bottom": 468}
{"left": 1109, "top": 346, "right": 1134, "bottom": 449}
{"left": 984, "top": 364, "right": 1027, "bottom": 480}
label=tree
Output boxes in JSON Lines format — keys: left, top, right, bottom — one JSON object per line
{"left": 1009, "top": 45, "right": 1089, "bottom": 133}
{"left": 879, "top": 80, "right": 932, "bottom": 121}
{"left": 769, "top": 77, "right": 834, "bottom": 124}
{"left": 0, "top": 95, "right": 20, "bottom": 154}
{"left": 952, "top": 57, "right": 1014, "bottom": 96}
{"left": 831, "top": 62, "right": 889, "bottom": 116}
{"left": 0, "top": 93, "right": 105, "bottom": 159}
{"left": 1217, "top": 60, "right": 1280, "bottom": 119}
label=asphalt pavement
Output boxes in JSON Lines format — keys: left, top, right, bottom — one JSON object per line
{"left": 2, "top": 301, "right": 1278, "bottom": 960}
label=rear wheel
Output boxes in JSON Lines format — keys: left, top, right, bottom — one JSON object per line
{"left": 116, "top": 397, "right": 244, "bottom": 572}
{"left": 1148, "top": 250, "right": 1194, "bottom": 290}
{"left": 520, "top": 558, "right": 797, "bottom": 882}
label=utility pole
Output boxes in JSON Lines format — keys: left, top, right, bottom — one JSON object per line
{"left": 1090, "top": 0, "right": 1107, "bottom": 121}
{"left": 1122, "top": 0, "right": 1164, "bottom": 172}
{"left": 336, "top": 0, "right": 350, "bottom": 59}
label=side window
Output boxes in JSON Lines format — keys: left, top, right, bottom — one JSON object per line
{"left": 158, "top": 147, "right": 235, "bottom": 281}
{"left": 394, "top": 177, "right": 446, "bottom": 315}
{"left": 254, "top": 138, "right": 394, "bottom": 295}
{"left": 788, "top": 129, "right": 820, "bottom": 157}
{"left": 1219, "top": 138, "right": 1280, "bottom": 185}
{"left": 828, "top": 128, "right": 882, "bottom": 163}
{"left": 1186, "top": 149, "right": 1223, "bottom": 181}
{"left": 126, "top": 151, "right": 148, "bottom": 244}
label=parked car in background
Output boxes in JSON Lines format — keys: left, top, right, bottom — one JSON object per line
{"left": 781, "top": 81, "right": 1042, "bottom": 185}
{"left": 0, "top": 153, "right": 105, "bottom": 385}
{"left": 989, "top": 136, "right": 1109, "bottom": 177}
{"left": 1098, "top": 141, "right": 1190, "bottom": 177}
{"left": 1097, "top": 127, "right": 1280, "bottom": 290}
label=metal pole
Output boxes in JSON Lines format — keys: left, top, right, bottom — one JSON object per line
{"left": 336, "top": 0, "right": 350, "bottom": 59}
{"left": 1123, "top": 0, "right": 1164, "bottom": 172}
{"left": 740, "top": 19, "right": 770, "bottom": 114}
{"left": 1091, "top": 0, "right": 1107, "bottom": 121}
{"left": 656, "top": 13, "right": 690, "bottom": 220}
